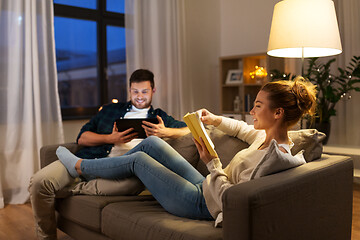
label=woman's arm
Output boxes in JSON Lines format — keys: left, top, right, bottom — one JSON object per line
{"left": 194, "top": 137, "right": 233, "bottom": 209}
{"left": 198, "top": 108, "right": 263, "bottom": 145}
{"left": 198, "top": 109, "right": 222, "bottom": 127}
{"left": 217, "top": 117, "right": 262, "bottom": 144}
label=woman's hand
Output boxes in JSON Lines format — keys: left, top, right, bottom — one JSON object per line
{"left": 193, "top": 137, "right": 217, "bottom": 165}
{"left": 198, "top": 109, "right": 222, "bottom": 127}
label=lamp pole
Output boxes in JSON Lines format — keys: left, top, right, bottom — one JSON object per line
{"left": 301, "top": 47, "right": 305, "bottom": 76}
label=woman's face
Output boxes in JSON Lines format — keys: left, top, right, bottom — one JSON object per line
{"left": 250, "top": 90, "right": 277, "bottom": 130}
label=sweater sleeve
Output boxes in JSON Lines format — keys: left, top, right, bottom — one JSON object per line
{"left": 204, "top": 158, "right": 235, "bottom": 212}
{"left": 217, "top": 116, "right": 264, "bottom": 145}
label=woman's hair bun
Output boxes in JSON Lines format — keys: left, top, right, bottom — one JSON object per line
{"left": 261, "top": 76, "right": 317, "bottom": 127}
{"left": 290, "top": 76, "right": 317, "bottom": 116}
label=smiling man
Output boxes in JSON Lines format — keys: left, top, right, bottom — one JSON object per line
{"left": 29, "top": 69, "right": 189, "bottom": 240}
{"left": 76, "top": 69, "right": 190, "bottom": 157}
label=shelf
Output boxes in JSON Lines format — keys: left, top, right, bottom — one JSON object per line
{"left": 219, "top": 53, "right": 284, "bottom": 120}
{"left": 222, "top": 84, "right": 241, "bottom": 87}
{"left": 243, "top": 83, "right": 263, "bottom": 86}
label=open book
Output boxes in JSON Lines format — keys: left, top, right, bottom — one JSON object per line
{"left": 183, "top": 112, "right": 218, "bottom": 157}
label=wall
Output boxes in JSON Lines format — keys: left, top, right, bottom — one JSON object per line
{"left": 182, "top": 0, "right": 221, "bottom": 114}
{"left": 63, "top": 119, "right": 87, "bottom": 143}
{"left": 220, "top": 0, "right": 280, "bottom": 56}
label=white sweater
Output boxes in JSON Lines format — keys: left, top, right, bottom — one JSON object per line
{"left": 202, "top": 117, "right": 298, "bottom": 227}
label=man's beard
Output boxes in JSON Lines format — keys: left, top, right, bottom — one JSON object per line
{"left": 131, "top": 98, "right": 151, "bottom": 109}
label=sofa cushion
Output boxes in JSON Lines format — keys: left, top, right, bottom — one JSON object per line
{"left": 101, "top": 200, "right": 222, "bottom": 240}
{"left": 165, "top": 132, "right": 200, "bottom": 168}
{"left": 55, "top": 195, "right": 154, "bottom": 232}
{"left": 196, "top": 126, "right": 249, "bottom": 176}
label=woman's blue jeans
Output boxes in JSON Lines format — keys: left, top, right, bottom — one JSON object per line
{"left": 80, "top": 136, "right": 213, "bottom": 220}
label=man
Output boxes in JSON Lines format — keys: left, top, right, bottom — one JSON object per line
{"left": 29, "top": 69, "right": 189, "bottom": 240}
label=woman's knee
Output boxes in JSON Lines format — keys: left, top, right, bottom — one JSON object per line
{"left": 144, "top": 135, "right": 167, "bottom": 147}
{"left": 131, "top": 152, "right": 158, "bottom": 169}
{"left": 131, "top": 151, "right": 150, "bottom": 160}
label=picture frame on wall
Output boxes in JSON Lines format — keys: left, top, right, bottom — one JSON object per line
{"left": 225, "top": 69, "right": 243, "bottom": 85}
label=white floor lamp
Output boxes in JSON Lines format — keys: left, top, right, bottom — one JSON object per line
{"left": 267, "top": 0, "right": 342, "bottom": 75}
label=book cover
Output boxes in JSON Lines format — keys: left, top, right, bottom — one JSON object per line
{"left": 183, "top": 112, "right": 218, "bottom": 157}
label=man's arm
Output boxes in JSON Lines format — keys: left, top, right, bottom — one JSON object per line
{"left": 78, "top": 123, "right": 138, "bottom": 146}
{"left": 142, "top": 115, "right": 190, "bottom": 139}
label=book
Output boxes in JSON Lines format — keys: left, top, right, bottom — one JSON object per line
{"left": 183, "top": 112, "right": 218, "bottom": 157}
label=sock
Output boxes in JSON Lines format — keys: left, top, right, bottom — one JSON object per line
{"left": 56, "top": 146, "right": 81, "bottom": 178}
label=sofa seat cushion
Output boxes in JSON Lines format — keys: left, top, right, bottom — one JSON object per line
{"left": 56, "top": 195, "right": 154, "bottom": 232}
{"left": 101, "top": 200, "right": 222, "bottom": 240}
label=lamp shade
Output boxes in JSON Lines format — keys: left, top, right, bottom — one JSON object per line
{"left": 267, "top": 0, "right": 342, "bottom": 58}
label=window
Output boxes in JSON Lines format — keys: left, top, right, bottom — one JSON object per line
{"left": 106, "top": 0, "right": 125, "bottom": 13}
{"left": 54, "top": 0, "right": 126, "bottom": 119}
{"left": 54, "top": 0, "right": 97, "bottom": 10}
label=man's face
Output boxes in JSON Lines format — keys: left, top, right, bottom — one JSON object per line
{"left": 129, "top": 81, "right": 155, "bottom": 109}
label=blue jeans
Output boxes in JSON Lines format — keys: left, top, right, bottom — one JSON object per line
{"left": 80, "top": 136, "right": 213, "bottom": 220}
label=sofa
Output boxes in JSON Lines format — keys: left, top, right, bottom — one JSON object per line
{"left": 40, "top": 126, "right": 354, "bottom": 240}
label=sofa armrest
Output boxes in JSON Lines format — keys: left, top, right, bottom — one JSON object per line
{"left": 222, "top": 154, "right": 353, "bottom": 240}
{"left": 40, "top": 143, "right": 83, "bottom": 168}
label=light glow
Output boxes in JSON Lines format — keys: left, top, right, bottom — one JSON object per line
{"left": 267, "top": 0, "right": 342, "bottom": 58}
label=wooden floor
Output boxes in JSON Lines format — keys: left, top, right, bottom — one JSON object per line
{"left": 353, "top": 183, "right": 360, "bottom": 240}
{"left": 0, "top": 204, "right": 71, "bottom": 240}
{"left": 0, "top": 184, "right": 359, "bottom": 240}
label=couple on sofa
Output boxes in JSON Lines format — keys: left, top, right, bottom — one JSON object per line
{"left": 29, "top": 68, "right": 317, "bottom": 240}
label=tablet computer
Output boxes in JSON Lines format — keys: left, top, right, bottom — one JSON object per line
{"left": 115, "top": 118, "right": 159, "bottom": 139}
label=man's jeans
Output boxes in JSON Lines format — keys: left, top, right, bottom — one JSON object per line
{"left": 81, "top": 136, "right": 213, "bottom": 220}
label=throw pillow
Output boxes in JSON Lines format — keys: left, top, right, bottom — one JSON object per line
{"left": 289, "top": 129, "right": 326, "bottom": 162}
{"left": 250, "top": 139, "right": 306, "bottom": 179}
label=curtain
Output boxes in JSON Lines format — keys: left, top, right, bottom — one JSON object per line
{"left": 328, "top": 0, "right": 360, "bottom": 146}
{"left": 0, "top": 0, "right": 64, "bottom": 208}
{"left": 125, "top": 0, "right": 189, "bottom": 120}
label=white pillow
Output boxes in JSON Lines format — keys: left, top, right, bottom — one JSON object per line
{"left": 250, "top": 139, "right": 306, "bottom": 179}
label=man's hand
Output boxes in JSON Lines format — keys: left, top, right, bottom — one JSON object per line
{"left": 198, "top": 109, "right": 222, "bottom": 127}
{"left": 107, "top": 122, "right": 138, "bottom": 144}
{"left": 77, "top": 123, "right": 138, "bottom": 146}
{"left": 142, "top": 115, "right": 171, "bottom": 138}
{"left": 193, "top": 137, "right": 217, "bottom": 165}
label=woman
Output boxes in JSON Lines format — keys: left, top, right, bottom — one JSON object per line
{"left": 56, "top": 77, "right": 317, "bottom": 226}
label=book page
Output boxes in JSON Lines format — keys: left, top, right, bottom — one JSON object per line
{"left": 194, "top": 112, "right": 215, "bottom": 149}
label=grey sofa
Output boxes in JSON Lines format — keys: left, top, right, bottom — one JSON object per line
{"left": 40, "top": 127, "right": 353, "bottom": 240}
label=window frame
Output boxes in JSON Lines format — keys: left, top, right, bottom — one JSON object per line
{"left": 54, "top": 1, "right": 125, "bottom": 120}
